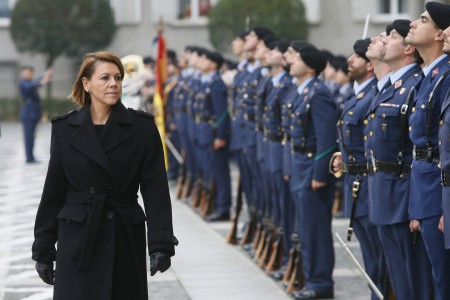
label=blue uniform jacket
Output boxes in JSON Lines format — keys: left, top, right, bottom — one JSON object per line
{"left": 289, "top": 78, "right": 337, "bottom": 192}
{"left": 230, "top": 63, "right": 248, "bottom": 151}
{"left": 192, "top": 72, "right": 229, "bottom": 146}
{"left": 19, "top": 78, "right": 43, "bottom": 121}
{"left": 409, "top": 56, "right": 450, "bottom": 219}
{"left": 281, "top": 86, "right": 298, "bottom": 177}
{"left": 339, "top": 77, "right": 377, "bottom": 218}
{"left": 255, "top": 68, "right": 272, "bottom": 162}
{"left": 264, "top": 72, "right": 293, "bottom": 173}
{"left": 439, "top": 91, "right": 450, "bottom": 248}
{"left": 365, "top": 64, "right": 422, "bottom": 225}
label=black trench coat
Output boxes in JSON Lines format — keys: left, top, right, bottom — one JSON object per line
{"left": 32, "top": 102, "right": 177, "bottom": 300}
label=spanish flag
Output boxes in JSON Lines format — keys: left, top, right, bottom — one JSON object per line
{"left": 154, "top": 29, "right": 168, "bottom": 168}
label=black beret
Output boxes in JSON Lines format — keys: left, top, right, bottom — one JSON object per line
{"left": 353, "top": 38, "right": 371, "bottom": 61}
{"left": 271, "top": 40, "right": 290, "bottom": 53}
{"left": 167, "top": 49, "right": 177, "bottom": 62}
{"left": 185, "top": 45, "right": 194, "bottom": 52}
{"left": 321, "top": 49, "right": 334, "bottom": 63}
{"left": 203, "top": 49, "right": 224, "bottom": 69}
{"left": 330, "top": 56, "right": 348, "bottom": 75}
{"left": 236, "top": 31, "right": 249, "bottom": 40}
{"left": 263, "top": 35, "right": 279, "bottom": 48}
{"left": 391, "top": 19, "right": 411, "bottom": 38}
{"left": 385, "top": 24, "right": 394, "bottom": 36}
{"left": 191, "top": 47, "right": 206, "bottom": 56}
{"left": 426, "top": 1, "right": 450, "bottom": 30}
{"left": 290, "top": 40, "right": 311, "bottom": 53}
{"left": 252, "top": 26, "right": 274, "bottom": 40}
{"left": 298, "top": 45, "right": 327, "bottom": 75}
{"left": 143, "top": 56, "right": 154, "bottom": 65}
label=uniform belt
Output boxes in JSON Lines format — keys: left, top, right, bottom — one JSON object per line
{"left": 343, "top": 163, "right": 368, "bottom": 174}
{"left": 441, "top": 171, "right": 450, "bottom": 186}
{"left": 244, "top": 113, "right": 256, "bottom": 122}
{"left": 194, "top": 115, "right": 212, "bottom": 124}
{"left": 268, "top": 133, "right": 282, "bottom": 142}
{"left": 65, "top": 191, "right": 138, "bottom": 271}
{"left": 292, "top": 144, "right": 316, "bottom": 154}
{"left": 367, "top": 159, "right": 411, "bottom": 175}
{"left": 412, "top": 146, "right": 439, "bottom": 163}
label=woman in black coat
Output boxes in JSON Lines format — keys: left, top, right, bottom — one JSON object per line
{"left": 32, "top": 51, "right": 178, "bottom": 300}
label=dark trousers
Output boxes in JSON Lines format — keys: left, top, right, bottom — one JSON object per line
{"left": 22, "top": 120, "right": 38, "bottom": 162}
{"left": 292, "top": 185, "right": 335, "bottom": 293}
{"left": 419, "top": 215, "right": 450, "bottom": 300}
{"left": 378, "top": 223, "right": 433, "bottom": 300}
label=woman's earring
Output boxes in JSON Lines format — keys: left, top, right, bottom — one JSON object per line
{"left": 87, "top": 89, "right": 91, "bottom": 93}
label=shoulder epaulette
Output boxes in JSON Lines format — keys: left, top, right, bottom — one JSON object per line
{"left": 51, "top": 110, "right": 77, "bottom": 123}
{"left": 127, "top": 108, "right": 154, "bottom": 119}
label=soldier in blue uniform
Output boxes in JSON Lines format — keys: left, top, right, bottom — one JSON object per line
{"left": 185, "top": 47, "right": 205, "bottom": 200}
{"left": 193, "top": 50, "right": 232, "bottom": 221}
{"left": 333, "top": 38, "right": 386, "bottom": 299}
{"left": 440, "top": 20, "right": 450, "bottom": 250}
{"left": 284, "top": 43, "right": 336, "bottom": 299}
{"left": 19, "top": 66, "right": 52, "bottom": 163}
{"left": 365, "top": 20, "right": 433, "bottom": 300}
{"left": 263, "top": 40, "right": 295, "bottom": 271}
{"left": 253, "top": 34, "right": 278, "bottom": 224}
{"left": 405, "top": 3, "right": 450, "bottom": 299}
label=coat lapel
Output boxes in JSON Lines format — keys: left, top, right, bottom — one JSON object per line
{"left": 68, "top": 102, "right": 133, "bottom": 172}
{"left": 68, "top": 105, "right": 111, "bottom": 171}
{"left": 100, "top": 102, "right": 132, "bottom": 153}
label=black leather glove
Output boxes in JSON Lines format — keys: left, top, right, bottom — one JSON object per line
{"left": 150, "top": 251, "right": 171, "bottom": 276}
{"left": 35, "top": 261, "right": 55, "bottom": 285}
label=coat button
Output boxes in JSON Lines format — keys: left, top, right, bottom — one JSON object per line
{"left": 106, "top": 212, "right": 114, "bottom": 219}
{"left": 89, "top": 186, "right": 95, "bottom": 194}
{"left": 440, "top": 120, "right": 444, "bottom": 126}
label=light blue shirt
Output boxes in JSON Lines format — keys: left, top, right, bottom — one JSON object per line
{"left": 390, "top": 63, "right": 416, "bottom": 85}
{"left": 377, "top": 72, "right": 393, "bottom": 92}
{"left": 354, "top": 76, "right": 376, "bottom": 96}
{"left": 246, "top": 60, "right": 261, "bottom": 73}
{"left": 271, "top": 71, "right": 286, "bottom": 85}
{"left": 201, "top": 71, "right": 217, "bottom": 83}
{"left": 423, "top": 54, "right": 447, "bottom": 76}
{"left": 297, "top": 77, "right": 314, "bottom": 96}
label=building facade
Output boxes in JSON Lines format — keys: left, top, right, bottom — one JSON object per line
{"left": 0, "top": 0, "right": 444, "bottom": 99}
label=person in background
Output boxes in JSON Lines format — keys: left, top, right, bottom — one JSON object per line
{"left": 19, "top": 66, "right": 52, "bottom": 163}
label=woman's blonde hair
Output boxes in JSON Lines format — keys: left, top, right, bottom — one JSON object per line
{"left": 70, "top": 51, "right": 125, "bottom": 106}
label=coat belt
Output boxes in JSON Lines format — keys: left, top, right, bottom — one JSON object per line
{"left": 65, "top": 191, "right": 139, "bottom": 271}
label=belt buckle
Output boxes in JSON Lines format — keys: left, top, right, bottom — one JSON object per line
{"left": 400, "top": 104, "right": 408, "bottom": 115}
{"left": 371, "top": 156, "right": 377, "bottom": 173}
{"left": 352, "top": 181, "right": 360, "bottom": 198}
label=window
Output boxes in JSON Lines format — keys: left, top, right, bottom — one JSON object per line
{"left": 377, "top": 0, "right": 408, "bottom": 16}
{"left": 0, "top": 0, "right": 15, "bottom": 26}
{"left": 178, "top": 0, "right": 211, "bottom": 20}
{"left": 109, "top": 0, "right": 142, "bottom": 25}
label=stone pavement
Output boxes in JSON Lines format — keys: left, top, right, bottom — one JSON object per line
{"left": 0, "top": 122, "right": 370, "bottom": 300}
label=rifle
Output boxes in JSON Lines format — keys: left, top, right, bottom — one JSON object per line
{"left": 226, "top": 175, "right": 243, "bottom": 244}
{"left": 254, "top": 218, "right": 269, "bottom": 262}
{"left": 286, "top": 242, "right": 304, "bottom": 293}
{"left": 181, "top": 174, "right": 193, "bottom": 199}
{"left": 239, "top": 205, "right": 257, "bottom": 246}
{"left": 282, "top": 233, "right": 299, "bottom": 282}
{"left": 190, "top": 177, "right": 203, "bottom": 208}
{"left": 175, "top": 162, "right": 185, "bottom": 199}
{"left": 265, "top": 226, "right": 284, "bottom": 273}
{"left": 259, "top": 221, "right": 275, "bottom": 268}
{"left": 200, "top": 180, "right": 215, "bottom": 217}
